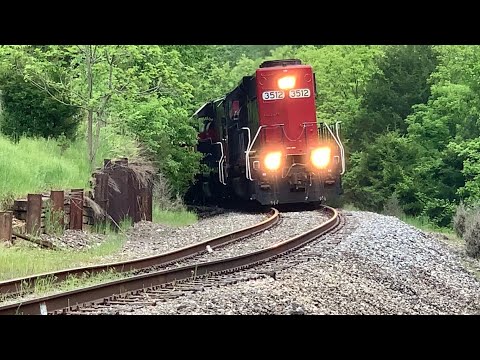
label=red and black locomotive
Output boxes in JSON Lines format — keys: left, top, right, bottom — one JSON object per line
{"left": 188, "top": 59, "right": 345, "bottom": 206}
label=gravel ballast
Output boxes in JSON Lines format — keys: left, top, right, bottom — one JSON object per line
{"left": 117, "top": 210, "right": 480, "bottom": 315}
{"left": 162, "top": 210, "right": 329, "bottom": 269}
{"left": 99, "top": 211, "right": 269, "bottom": 262}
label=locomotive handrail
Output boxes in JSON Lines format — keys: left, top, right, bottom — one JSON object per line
{"left": 324, "top": 123, "right": 345, "bottom": 175}
{"left": 214, "top": 142, "right": 227, "bottom": 185}
{"left": 241, "top": 127, "right": 252, "bottom": 181}
{"left": 335, "top": 121, "right": 346, "bottom": 175}
{"left": 245, "top": 125, "right": 266, "bottom": 181}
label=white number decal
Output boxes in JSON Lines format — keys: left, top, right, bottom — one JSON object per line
{"left": 289, "top": 88, "right": 311, "bottom": 98}
{"left": 262, "top": 90, "right": 285, "bottom": 101}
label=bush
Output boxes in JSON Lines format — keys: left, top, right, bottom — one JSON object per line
{"left": 420, "top": 198, "right": 456, "bottom": 228}
{"left": 453, "top": 202, "right": 468, "bottom": 238}
{"left": 153, "top": 172, "right": 186, "bottom": 211}
{"left": 464, "top": 209, "right": 480, "bottom": 258}
{"left": 383, "top": 193, "right": 405, "bottom": 218}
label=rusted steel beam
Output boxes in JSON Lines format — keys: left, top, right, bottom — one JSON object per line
{"left": 0, "top": 211, "right": 12, "bottom": 242}
{"left": 108, "top": 167, "right": 129, "bottom": 226}
{"left": 94, "top": 173, "right": 109, "bottom": 224}
{"left": 139, "top": 186, "right": 148, "bottom": 221}
{"left": 13, "top": 231, "right": 55, "bottom": 249}
{"left": 128, "top": 170, "right": 141, "bottom": 223}
{"left": 145, "top": 181, "right": 153, "bottom": 222}
{"left": 26, "top": 194, "right": 42, "bottom": 235}
{"left": 50, "top": 190, "right": 65, "bottom": 229}
{"left": 69, "top": 189, "right": 84, "bottom": 230}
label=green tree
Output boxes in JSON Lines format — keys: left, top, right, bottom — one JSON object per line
{"left": 4, "top": 45, "right": 184, "bottom": 168}
{"left": 402, "top": 46, "right": 480, "bottom": 223}
{"left": 343, "top": 131, "right": 419, "bottom": 213}
{"left": 0, "top": 72, "right": 79, "bottom": 140}
{"left": 349, "top": 45, "right": 438, "bottom": 151}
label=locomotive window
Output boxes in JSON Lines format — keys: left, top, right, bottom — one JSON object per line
{"left": 313, "top": 73, "right": 318, "bottom": 96}
{"left": 231, "top": 100, "right": 240, "bottom": 120}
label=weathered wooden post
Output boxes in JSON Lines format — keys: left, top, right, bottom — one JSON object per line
{"left": 0, "top": 211, "right": 12, "bottom": 242}
{"left": 69, "top": 189, "right": 84, "bottom": 230}
{"left": 50, "top": 190, "right": 65, "bottom": 229}
{"left": 26, "top": 194, "right": 42, "bottom": 235}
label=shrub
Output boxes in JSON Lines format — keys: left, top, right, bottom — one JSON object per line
{"left": 153, "top": 172, "right": 186, "bottom": 211}
{"left": 383, "top": 193, "right": 405, "bottom": 218}
{"left": 452, "top": 201, "right": 468, "bottom": 238}
{"left": 464, "top": 209, "right": 480, "bottom": 258}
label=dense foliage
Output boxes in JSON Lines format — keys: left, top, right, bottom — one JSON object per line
{"left": 0, "top": 73, "right": 79, "bottom": 140}
{"left": 1, "top": 44, "right": 480, "bottom": 228}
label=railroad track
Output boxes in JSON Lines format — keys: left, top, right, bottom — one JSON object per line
{"left": 0, "top": 206, "right": 341, "bottom": 315}
{"left": 0, "top": 208, "right": 279, "bottom": 299}
{"left": 69, "top": 211, "right": 348, "bottom": 315}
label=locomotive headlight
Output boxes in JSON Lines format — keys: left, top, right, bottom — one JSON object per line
{"left": 264, "top": 151, "right": 282, "bottom": 171}
{"left": 278, "top": 76, "right": 296, "bottom": 90}
{"left": 311, "top": 147, "right": 331, "bottom": 169}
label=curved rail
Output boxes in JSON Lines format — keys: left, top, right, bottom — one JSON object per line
{"left": 0, "top": 207, "right": 339, "bottom": 315}
{"left": 0, "top": 208, "right": 279, "bottom": 298}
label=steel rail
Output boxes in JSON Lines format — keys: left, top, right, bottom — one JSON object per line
{"left": 0, "top": 207, "right": 338, "bottom": 315}
{"left": 0, "top": 208, "right": 279, "bottom": 297}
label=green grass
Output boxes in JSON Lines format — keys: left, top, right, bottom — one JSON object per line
{"left": 0, "top": 136, "right": 89, "bottom": 205}
{"left": 1, "top": 269, "right": 128, "bottom": 304}
{"left": 0, "top": 129, "right": 139, "bottom": 207}
{"left": 0, "top": 231, "right": 126, "bottom": 282}
{"left": 152, "top": 204, "right": 197, "bottom": 226}
{"left": 399, "top": 214, "right": 455, "bottom": 236}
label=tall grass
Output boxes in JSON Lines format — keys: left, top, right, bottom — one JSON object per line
{"left": 0, "top": 128, "right": 139, "bottom": 206}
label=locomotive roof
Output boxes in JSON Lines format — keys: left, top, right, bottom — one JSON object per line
{"left": 259, "top": 59, "right": 302, "bottom": 68}
{"left": 226, "top": 75, "right": 256, "bottom": 100}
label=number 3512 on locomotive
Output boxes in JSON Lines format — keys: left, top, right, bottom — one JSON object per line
{"left": 262, "top": 88, "right": 311, "bottom": 100}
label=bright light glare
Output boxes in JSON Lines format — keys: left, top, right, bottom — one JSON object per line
{"left": 311, "top": 147, "right": 331, "bottom": 169}
{"left": 264, "top": 151, "right": 282, "bottom": 171}
{"left": 277, "top": 76, "right": 296, "bottom": 90}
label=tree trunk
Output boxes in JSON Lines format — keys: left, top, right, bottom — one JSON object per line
{"left": 92, "top": 114, "right": 102, "bottom": 164}
{"left": 85, "top": 45, "right": 95, "bottom": 169}
{"left": 87, "top": 109, "right": 94, "bottom": 166}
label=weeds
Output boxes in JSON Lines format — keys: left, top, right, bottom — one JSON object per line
{"left": 464, "top": 209, "right": 480, "bottom": 258}
{"left": 44, "top": 199, "right": 65, "bottom": 236}
{"left": 453, "top": 202, "right": 468, "bottom": 238}
{"left": 383, "top": 193, "right": 405, "bottom": 218}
